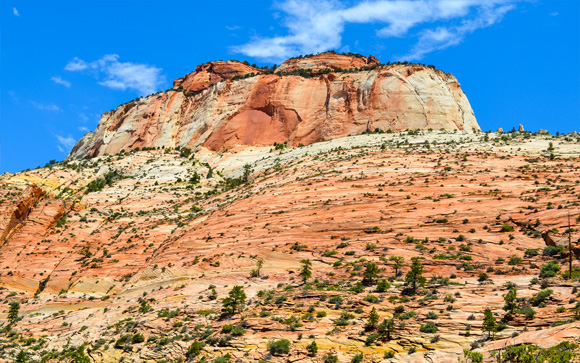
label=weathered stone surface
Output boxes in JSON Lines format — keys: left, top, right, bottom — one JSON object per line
{"left": 68, "top": 54, "right": 479, "bottom": 160}
{"left": 3, "top": 132, "right": 580, "bottom": 362}
{"left": 275, "top": 52, "right": 380, "bottom": 73}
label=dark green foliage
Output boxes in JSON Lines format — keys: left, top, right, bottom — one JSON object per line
{"left": 362, "top": 263, "right": 380, "bottom": 285}
{"left": 187, "top": 341, "right": 206, "bottom": 358}
{"left": 377, "top": 318, "right": 395, "bottom": 340}
{"left": 306, "top": 341, "right": 318, "bottom": 356}
{"left": 530, "top": 289, "right": 553, "bottom": 306}
{"left": 64, "top": 345, "right": 91, "bottom": 363}
{"left": 404, "top": 257, "right": 426, "bottom": 293}
{"left": 8, "top": 301, "right": 20, "bottom": 324}
{"left": 491, "top": 341, "right": 578, "bottom": 362}
{"left": 86, "top": 170, "right": 123, "bottom": 193}
{"left": 543, "top": 245, "right": 564, "bottom": 256}
{"left": 517, "top": 306, "right": 536, "bottom": 320}
{"left": 376, "top": 278, "right": 390, "bottom": 292}
{"left": 420, "top": 322, "right": 438, "bottom": 333}
{"left": 524, "top": 249, "right": 539, "bottom": 258}
{"left": 268, "top": 339, "right": 291, "bottom": 356}
{"left": 131, "top": 334, "right": 145, "bottom": 343}
{"left": 425, "top": 311, "right": 438, "bottom": 319}
{"left": 222, "top": 286, "right": 246, "bottom": 315}
{"left": 323, "top": 353, "right": 338, "bottom": 363}
{"left": 503, "top": 285, "right": 518, "bottom": 315}
{"left": 500, "top": 224, "right": 514, "bottom": 232}
{"left": 300, "top": 259, "right": 312, "bottom": 282}
{"left": 366, "top": 307, "right": 379, "bottom": 329}
{"left": 179, "top": 148, "right": 192, "bottom": 158}
{"left": 351, "top": 353, "right": 363, "bottom": 363}
{"left": 540, "top": 260, "right": 560, "bottom": 278}
{"left": 15, "top": 350, "right": 27, "bottom": 363}
{"left": 482, "top": 308, "right": 496, "bottom": 338}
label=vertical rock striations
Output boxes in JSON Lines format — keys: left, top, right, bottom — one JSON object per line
{"left": 68, "top": 53, "right": 479, "bottom": 159}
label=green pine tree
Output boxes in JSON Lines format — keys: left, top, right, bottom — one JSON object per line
{"left": 222, "top": 286, "right": 246, "bottom": 315}
{"left": 299, "top": 259, "right": 312, "bottom": 282}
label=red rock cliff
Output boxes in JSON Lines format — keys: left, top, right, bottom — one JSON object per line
{"left": 68, "top": 53, "right": 479, "bottom": 159}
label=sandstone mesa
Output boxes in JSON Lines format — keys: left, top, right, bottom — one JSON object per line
{"left": 68, "top": 52, "right": 479, "bottom": 160}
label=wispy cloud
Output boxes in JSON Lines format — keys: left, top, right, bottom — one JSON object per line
{"left": 55, "top": 135, "right": 77, "bottom": 153}
{"left": 550, "top": 12, "right": 559, "bottom": 16}
{"left": 233, "top": 0, "right": 520, "bottom": 61}
{"left": 226, "top": 25, "right": 241, "bottom": 31}
{"left": 51, "top": 76, "right": 71, "bottom": 88}
{"left": 78, "top": 126, "right": 90, "bottom": 132}
{"left": 13, "top": 7, "right": 19, "bottom": 16}
{"left": 31, "top": 102, "right": 60, "bottom": 112}
{"left": 65, "top": 54, "right": 165, "bottom": 95}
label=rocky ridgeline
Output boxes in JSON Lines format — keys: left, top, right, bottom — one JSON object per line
{"left": 1, "top": 131, "right": 580, "bottom": 362}
{"left": 68, "top": 52, "right": 479, "bottom": 160}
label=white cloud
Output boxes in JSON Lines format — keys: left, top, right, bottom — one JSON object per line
{"left": 550, "top": 12, "right": 559, "bottom": 16}
{"left": 65, "top": 54, "right": 165, "bottom": 95}
{"left": 226, "top": 25, "right": 241, "bottom": 31}
{"left": 78, "top": 126, "right": 90, "bottom": 132}
{"left": 233, "top": 0, "right": 520, "bottom": 61}
{"left": 64, "top": 57, "right": 88, "bottom": 71}
{"left": 31, "top": 102, "right": 60, "bottom": 111}
{"left": 55, "top": 135, "right": 77, "bottom": 153}
{"left": 401, "top": 4, "right": 515, "bottom": 60}
{"left": 51, "top": 76, "right": 71, "bottom": 88}
{"left": 13, "top": 7, "right": 19, "bottom": 16}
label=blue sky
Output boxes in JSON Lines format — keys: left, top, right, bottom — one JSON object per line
{"left": 1, "top": 0, "right": 578, "bottom": 173}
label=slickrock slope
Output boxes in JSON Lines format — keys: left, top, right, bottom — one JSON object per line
{"left": 1, "top": 131, "right": 580, "bottom": 362}
{"left": 68, "top": 53, "right": 479, "bottom": 160}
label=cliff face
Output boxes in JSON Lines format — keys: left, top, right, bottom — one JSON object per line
{"left": 68, "top": 53, "right": 479, "bottom": 159}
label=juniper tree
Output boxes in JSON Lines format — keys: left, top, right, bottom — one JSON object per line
{"left": 377, "top": 318, "right": 395, "bottom": 340}
{"left": 404, "top": 257, "right": 426, "bottom": 293}
{"left": 8, "top": 302, "right": 20, "bottom": 325}
{"left": 388, "top": 256, "right": 404, "bottom": 276}
{"left": 482, "top": 308, "right": 496, "bottom": 338}
{"left": 222, "top": 286, "right": 246, "bottom": 315}
{"left": 363, "top": 263, "right": 380, "bottom": 286}
{"left": 503, "top": 285, "right": 518, "bottom": 315}
{"left": 366, "top": 307, "right": 379, "bottom": 330}
{"left": 299, "top": 259, "right": 312, "bottom": 282}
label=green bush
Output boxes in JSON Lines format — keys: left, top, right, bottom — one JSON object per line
{"left": 323, "top": 353, "right": 338, "bottom": 363}
{"left": 131, "top": 334, "right": 145, "bottom": 344}
{"left": 268, "top": 339, "right": 291, "bottom": 356}
{"left": 540, "top": 261, "right": 560, "bottom": 278}
{"left": 524, "top": 249, "right": 539, "bottom": 258}
{"left": 543, "top": 246, "right": 564, "bottom": 256}
{"left": 186, "top": 341, "right": 205, "bottom": 358}
{"left": 364, "top": 295, "right": 379, "bottom": 303}
{"left": 420, "top": 322, "right": 438, "bottom": 333}
{"left": 530, "top": 289, "right": 553, "bottom": 306}
{"left": 501, "top": 224, "right": 514, "bottom": 232}
{"left": 425, "top": 311, "right": 438, "bottom": 319}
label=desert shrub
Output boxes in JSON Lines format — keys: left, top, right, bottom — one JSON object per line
{"left": 268, "top": 339, "right": 291, "bottom": 356}
{"left": 323, "top": 353, "right": 338, "bottom": 363}
{"left": 186, "top": 341, "right": 205, "bottom": 358}
{"left": 540, "top": 261, "right": 560, "bottom": 278}
{"left": 543, "top": 246, "right": 564, "bottom": 256}
{"left": 425, "top": 311, "right": 438, "bottom": 319}
{"left": 420, "top": 322, "right": 438, "bottom": 333}
{"left": 501, "top": 224, "right": 514, "bottom": 232}
{"left": 530, "top": 289, "right": 553, "bottom": 306}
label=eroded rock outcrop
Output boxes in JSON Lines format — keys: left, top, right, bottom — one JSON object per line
{"left": 68, "top": 53, "right": 479, "bottom": 159}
